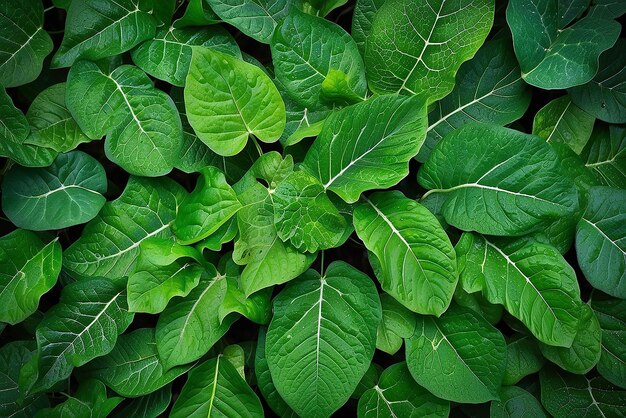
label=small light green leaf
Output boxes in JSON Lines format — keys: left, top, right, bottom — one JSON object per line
{"left": 576, "top": 186, "right": 626, "bottom": 298}
{"left": 0, "top": 230, "right": 61, "bottom": 325}
{"left": 173, "top": 166, "right": 241, "bottom": 245}
{"left": 405, "top": 303, "right": 506, "bottom": 403}
{"left": 540, "top": 367, "right": 626, "bottom": 417}
{"left": 66, "top": 61, "right": 183, "bottom": 176}
{"left": 52, "top": 0, "right": 157, "bottom": 68}
{"left": 539, "top": 304, "right": 602, "bottom": 374}
{"left": 185, "top": 47, "right": 285, "bottom": 156}
{"left": 357, "top": 362, "right": 450, "bottom": 418}
{"left": 271, "top": 10, "right": 367, "bottom": 109}
{"left": 35, "top": 380, "right": 122, "bottom": 418}
{"left": 375, "top": 294, "right": 417, "bottom": 355}
{"left": 418, "top": 38, "right": 531, "bottom": 162}
{"left": 569, "top": 38, "right": 626, "bottom": 124}
{"left": 302, "top": 94, "right": 427, "bottom": 203}
{"left": 64, "top": 177, "right": 186, "bottom": 280}
{"left": 131, "top": 26, "right": 240, "bottom": 86}
{"left": 503, "top": 336, "right": 545, "bottom": 386}
{"left": 532, "top": 95, "right": 595, "bottom": 154}
{"left": 196, "top": 218, "right": 239, "bottom": 253}
{"left": 111, "top": 384, "right": 172, "bottom": 418}
{"left": 365, "top": 0, "right": 494, "bottom": 102}
{"left": 419, "top": 124, "right": 580, "bottom": 236}
{"left": 354, "top": 191, "right": 457, "bottom": 316}
{"left": 174, "top": 0, "right": 220, "bottom": 27}
{"left": 457, "top": 233, "right": 582, "bottom": 347}
{"left": 156, "top": 264, "right": 235, "bottom": 369}
{"left": 507, "top": 0, "right": 620, "bottom": 89}
{"left": 266, "top": 262, "right": 381, "bottom": 418}
{"left": 81, "top": 328, "right": 192, "bottom": 397}
{"left": 581, "top": 124, "right": 626, "bottom": 189}
{"left": 0, "top": 0, "right": 52, "bottom": 87}
{"left": 1, "top": 151, "right": 107, "bottom": 231}
{"left": 490, "top": 386, "right": 547, "bottom": 418}
{"left": 170, "top": 355, "right": 264, "bottom": 418}
{"left": 207, "top": 0, "right": 290, "bottom": 43}
{"left": 273, "top": 170, "right": 348, "bottom": 252}
{"left": 591, "top": 296, "right": 626, "bottom": 389}
{"left": 28, "top": 278, "right": 133, "bottom": 393}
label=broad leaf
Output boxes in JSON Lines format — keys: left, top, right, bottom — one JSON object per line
{"left": 365, "top": 0, "right": 494, "bottom": 102}
{"left": 490, "top": 386, "right": 547, "bottom": 418}
{"left": 503, "top": 335, "right": 545, "bottom": 385}
{"left": 456, "top": 233, "right": 582, "bottom": 347}
{"left": 82, "top": 328, "right": 192, "bottom": 397}
{"left": 1, "top": 151, "right": 107, "bottom": 231}
{"left": 111, "top": 384, "right": 172, "bottom": 418}
{"left": 266, "top": 262, "right": 381, "bottom": 418}
{"left": 405, "top": 303, "right": 506, "bottom": 403}
{"left": 0, "top": 229, "right": 61, "bottom": 325}
{"left": 506, "top": 0, "right": 620, "bottom": 89}
{"left": 569, "top": 38, "right": 626, "bottom": 123}
{"left": 131, "top": 26, "right": 240, "bottom": 87}
{"left": 271, "top": 10, "right": 367, "bottom": 108}
{"left": 52, "top": 0, "right": 157, "bottom": 68}
{"left": 357, "top": 362, "right": 450, "bottom": 418}
{"left": 532, "top": 95, "right": 595, "bottom": 154}
{"left": 588, "top": 0, "right": 626, "bottom": 19}
{"left": 354, "top": 191, "right": 457, "bottom": 316}
{"left": 418, "top": 124, "right": 580, "bottom": 236}
{"left": 35, "top": 380, "right": 122, "bottom": 418}
{"left": 591, "top": 296, "right": 626, "bottom": 389}
{"left": 351, "top": 0, "right": 386, "bottom": 56}
{"left": 301, "top": 94, "right": 427, "bottom": 203}
{"left": 0, "top": 0, "right": 52, "bottom": 87}
{"left": 581, "top": 124, "right": 626, "bottom": 189}
{"left": 66, "top": 61, "right": 183, "bottom": 176}
{"left": 419, "top": 38, "right": 530, "bottom": 162}
{"left": 170, "top": 356, "right": 264, "bottom": 417}
{"left": 185, "top": 47, "right": 285, "bottom": 156}
{"left": 64, "top": 177, "right": 185, "bottom": 280}
{"left": 207, "top": 0, "right": 290, "bottom": 43}
{"left": 576, "top": 186, "right": 626, "bottom": 298}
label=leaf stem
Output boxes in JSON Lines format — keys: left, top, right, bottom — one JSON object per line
{"left": 320, "top": 250, "right": 325, "bottom": 277}
{"left": 251, "top": 135, "right": 263, "bottom": 157}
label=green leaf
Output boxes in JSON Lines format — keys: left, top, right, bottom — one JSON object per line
{"left": 301, "top": 94, "right": 427, "bottom": 203}
{"left": 490, "top": 386, "right": 547, "bottom": 418}
{"left": 52, "top": 0, "right": 157, "bottom": 68}
{"left": 28, "top": 278, "right": 133, "bottom": 393}
{"left": 352, "top": 363, "right": 382, "bottom": 400}
{"left": 173, "top": 166, "right": 241, "bottom": 245}
{"left": 0, "top": 87, "right": 57, "bottom": 167}
{"left": 357, "top": 362, "right": 450, "bottom": 418}
{"left": 174, "top": 0, "right": 220, "bottom": 27}
{"left": 0, "top": 229, "right": 61, "bottom": 325}
{"left": 0, "top": 0, "right": 52, "bottom": 87}
{"left": 588, "top": 0, "right": 626, "bottom": 19}
{"left": 453, "top": 286, "right": 503, "bottom": 325}
{"left": 82, "top": 328, "right": 192, "bottom": 397}
{"left": 351, "top": 0, "right": 386, "bottom": 56}
{"left": 255, "top": 328, "right": 297, "bottom": 418}
{"left": 591, "top": 296, "right": 626, "bottom": 389}
{"left": 111, "top": 384, "right": 172, "bottom": 418}
{"left": 354, "top": 191, "right": 457, "bottom": 316}
{"left": 207, "top": 0, "right": 290, "bottom": 43}
{"left": 64, "top": 177, "right": 185, "bottom": 280}
{"left": 271, "top": 10, "right": 367, "bottom": 109}
{"left": 539, "top": 304, "right": 602, "bottom": 374}
{"left": 185, "top": 47, "right": 285, "bottom": 156}
{"left": 532, "top": 95, "right": 595, "bottom": 154}
{"left": 131, "top": 26, "right": 240, "bottom": 87}
{"left": 66, "top": 61, "right": 183, "bottom": 176}
{"left": 196, "top": 218, "right": 238, "bottom": 252}
{"left": 506, "top": 0, "right": 620, "bottom": 89}
{"left": 266, "top": 262, "right": 381, "bottom": 418}
{"left": 0, "top": 341, "right": 48, "bottom": 417}
{"left": 156, "top": 264, "right": 235, "bottom": 369}
{"left": 170, "top": 355, "right": 264, "bottom": 417}
{"left": 273, "top": 170, "right": 348, "bottom": 252}
{"left": 418, "top": 38, "right": 530, "bottom": 162}
{"left": 419, "top": 124, "right": 580, "bottom": 236}
{"left": 540, "top": 367, "right": 626, "bottom": 417}
{"left": 375, "top": 294, "right": 417, "bottom": 355}
{"left": 576, "top": 186, "right": 626, "bottom": 298}
{"left": 456, "top": 233, "right": 582, "bottom": 347}
{"left": 405, "top": 303, "right": 506, "bottom": 403}
{"left": 581, "top": 124, "right": 626, "bottom": 189}
{"left": 365, "top": 0, "right": 494, "bottom": 102}
{"left": 1, "top": 151, "right": 107, "bottom": 231}
{"left": 35, "top": 380, "right": 122, "bottom": 418}
{"left": 503, "top": 336, "right": 545, "bottom": 386}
